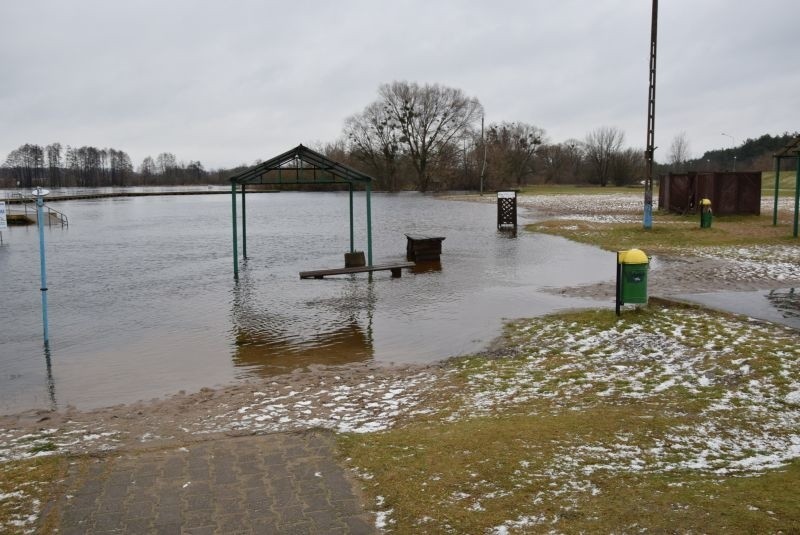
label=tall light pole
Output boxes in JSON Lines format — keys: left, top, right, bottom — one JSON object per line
{"left": 721, "top": 132, "right": 737, "bottom": 171}
{"left": 643, "top": 0, "right": 658, "bottom": 230}
{"left": 479, "top": 115, "right": 487, "bottom": 196}
{"left": 33, "top": 186, "right": 50, "bottom": 346}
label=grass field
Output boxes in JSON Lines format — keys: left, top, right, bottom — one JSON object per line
{"left": 529, "top": 212, "right": 798, "bottom": 255}
{"left": 340, "top": 303, "right": 800, "bottom": 533}
{"left": 762, "top": 170, "right": 798, "bottom": 197}
{"left": 0, "top": 456, "right": 67, "bottom": 534}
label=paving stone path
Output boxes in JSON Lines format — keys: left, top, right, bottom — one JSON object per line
{"left": 54, "top": 430, "right": 376, "bottom": 534}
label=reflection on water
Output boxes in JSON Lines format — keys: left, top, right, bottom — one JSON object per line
{"left": 677, "top": 288, "right": 800, "bottom": 330}
{"left": 43, "top": 345, "right": 57, "bottom": 411}
{"left": 766, "top": 288, "right": 799, "bottom": 321}
{"left": 411, "top": 261, "right": 442, "bottom": 274}
{"left": 230, "top": 271, "right": 374, "bottom": 375}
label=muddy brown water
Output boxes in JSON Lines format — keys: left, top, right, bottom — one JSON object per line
{"left": 1, "top": 191, "right": 616, "bottom": 413}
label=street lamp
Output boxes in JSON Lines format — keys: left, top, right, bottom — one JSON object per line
{"left": 721, "top": 132, "right": 737, "bottom": 171}
{"left": 32, "top": 186, "right": 50, "bottom": 345}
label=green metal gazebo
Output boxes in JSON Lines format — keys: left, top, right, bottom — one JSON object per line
{"left": 771, "top": 136, "right": 800, "bottom": 238}
{"left": 229, "top": 144, "right": 375, "bottom": 279}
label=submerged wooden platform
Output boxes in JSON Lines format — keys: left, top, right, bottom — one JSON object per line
{"left": 300, "top": 262, "right": 415, "bottom": 279}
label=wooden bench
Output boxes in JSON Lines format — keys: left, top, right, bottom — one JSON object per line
{"left": 300, "top": 262, "right": 415, "bottom": 279}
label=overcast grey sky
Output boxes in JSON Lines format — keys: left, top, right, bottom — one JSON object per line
{"left": 1, "top": 1, "right": 798, "bottom": 169}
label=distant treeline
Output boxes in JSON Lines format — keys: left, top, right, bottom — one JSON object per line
{"left": 0, "top": 143, "right": 241, "bottom": 189}
{"left": 3, "top": 82, "right": 797, "bottom": 192}
{"left": 680, "top": 132, "right": 799, "bottom": 174}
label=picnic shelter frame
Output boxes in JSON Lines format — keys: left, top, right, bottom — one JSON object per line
{"left": 771, "top": 136, "right": 800, "bottom": 238}
{"left": 229, "top": 144, "right": 375, "bottom": 279}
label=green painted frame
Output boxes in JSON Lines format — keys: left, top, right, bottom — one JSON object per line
{"left": 771, "top": 137, "right": 800, "bottom": 238}
{"left": 229, "top": 144, "right": 375, "bottom": 278}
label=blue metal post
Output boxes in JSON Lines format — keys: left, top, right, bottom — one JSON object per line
{"left": 643, "top": 202, "right": 653, "bottom": 229}
{"left": 231, "top": 182, "right": 239, "bottom": 279}
{"left": 773, "top": 157, "right": 781, "bottom": 226}
{"left": 366, "top": 182, "right": 373, "bottom": 266}
{"left": 36, "top": 196, "right": 49, "bottom": 345}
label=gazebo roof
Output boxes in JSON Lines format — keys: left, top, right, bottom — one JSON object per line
{"left": 230, "top": 144, "right": 374, "bottom": 185}
{"left": 774, "top": 136, "right": 800, "bottom": 158}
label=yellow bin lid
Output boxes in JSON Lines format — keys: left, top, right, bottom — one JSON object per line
{"left": 618, "top": 248, "right": 649, "bottom": 265}
{"left": 699, "top": 198, "right": 712, "bottom": 206}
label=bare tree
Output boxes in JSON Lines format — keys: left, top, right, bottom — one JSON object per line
{"left": 45, "top": 143, "right": 62, "bottom": 187}
{"left": 584, "top": 127, "right": 625, "bottom": 186}
{"left": 484, "top": 122, "right": 546, "bottom": 187}
{"left": 611, "top": 148, "right": 645, "bottom": 186}
{"left": 3, "top": 143, "right": 45, "bottom": 188}
{"left": 156, "top": 152, "right": 177, "bottom": 180}
{"left": 667, "top": 132, "right": 691, "bottom": 171}
{"left": 344, "top": 101, "right": 402, "bottom": 191}
{"left": 379, "top": 81, "right": 483, "bottom": 191}
{"left": 139, "top": 156, "right": 156, "bottom": 184}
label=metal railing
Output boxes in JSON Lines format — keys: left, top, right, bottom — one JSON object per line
{"left": 9, "top": 193, "right": 69, "bottom": 228}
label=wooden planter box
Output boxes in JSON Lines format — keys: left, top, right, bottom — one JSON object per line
{"left": 405, "top": 234, "right": 445, "bottom": 262}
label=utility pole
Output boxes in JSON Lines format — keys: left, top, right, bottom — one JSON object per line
{"left": 721, "top": 132, "right": 737, "bottom": 171}
{"left": 479, "top": 116, "right": 487, "bottom": 196}
{"left": 643, "top": 0, "right": 658, "bottom": 230}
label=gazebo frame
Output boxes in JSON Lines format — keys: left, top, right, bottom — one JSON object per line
{"left": 229, "top": 144, "right": 375, "bottom": 279}
{"left": 771, "top": 137, "right": 800, "bottom": 238}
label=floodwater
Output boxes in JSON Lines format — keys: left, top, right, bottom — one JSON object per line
{"left": 677, "top": 288, "right": 800, "bottom": 330}
{"left": 1, "top": 192, "right": 613, "bottom": 414}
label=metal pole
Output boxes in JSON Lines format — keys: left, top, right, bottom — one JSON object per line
{"left": 479, "top": 116, "right": 487, "bottom": 196}
{"left": 773, "top": 157, "right": 781, "bottom": 226}
{"left": 36, "top": 195, "right": 49, "bottom": 344}
{"left": 241, "top": 184, "right": 247, "bottom": 259}
{"left": 349, "top": 183, "right": 354, "bottom": 253}
{"left": 722, "top": 133, "right": 736, "bottom": 170}
{"left": 643, "top": 0, "right": 658, "bottom": 230}
{"left": 615, "top": 252, "right": 622, "bottom": 317}
{"left": 794, "top": 152, "right": 800, "bottom": 238}
{"left": 366, "top": 182, "right": 373, "bottom": 266}
{"left": 231, "top": 182, "right": 238, "bottom": 279}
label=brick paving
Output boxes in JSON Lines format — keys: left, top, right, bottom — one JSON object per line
{"left": 55, "top": 430, "right": 376, "bottom": 534}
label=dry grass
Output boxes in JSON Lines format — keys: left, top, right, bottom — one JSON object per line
{"left": 529, "top": 212, "right": 798, "bottom": 254}
{"left": 339, "top": 303, "right": 800, "bottom": 533}
{"left": 0, "top": 456, "right": 68, "bottom": 534}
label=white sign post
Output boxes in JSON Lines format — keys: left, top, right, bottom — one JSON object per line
{"left": 0, "top": 201, "right": 7, "bottom": 245}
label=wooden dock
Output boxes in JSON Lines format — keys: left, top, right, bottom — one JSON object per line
{"left": 300, "top": 262, "right": 415, "bottom": 279}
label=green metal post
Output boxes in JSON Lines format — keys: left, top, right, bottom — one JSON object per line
{"left": 773, "top": 157, "right": 781, "bottom": 226}
{"left": 349, "top": 183, "right": 354, "bottom": 253}
{"left": 366, "top": 182, "right": 373, "bottom": 266}
{"left": 794, "top": 153, "right": 800, "bottom": 238}
{"left": 231, "top": 182, "right": 238, "bottom": 279}
{"left": 241, "top": 184, "right": 247, "bottom": 259}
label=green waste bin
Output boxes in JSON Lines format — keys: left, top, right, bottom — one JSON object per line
{"left": 699, "top": 198, "right": 712, "bottom": 228}
{"left": 617, "top": 249, "right": 649, "bottom": 305}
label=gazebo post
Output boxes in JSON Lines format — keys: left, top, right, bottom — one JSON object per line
{"left": 773, "top": 157, "right": 781, "bottom": 226}
{"left": 242, "top": 184, "right": 247, "bottom": 259}
{"left": 366, "top": 182, "right": 373, "bottom": 266}
{"left": 349, "top": 183, "right": 354, "bottom": 253}
{"left": 231, "top": 182, "right": 239, "bottom": 279}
